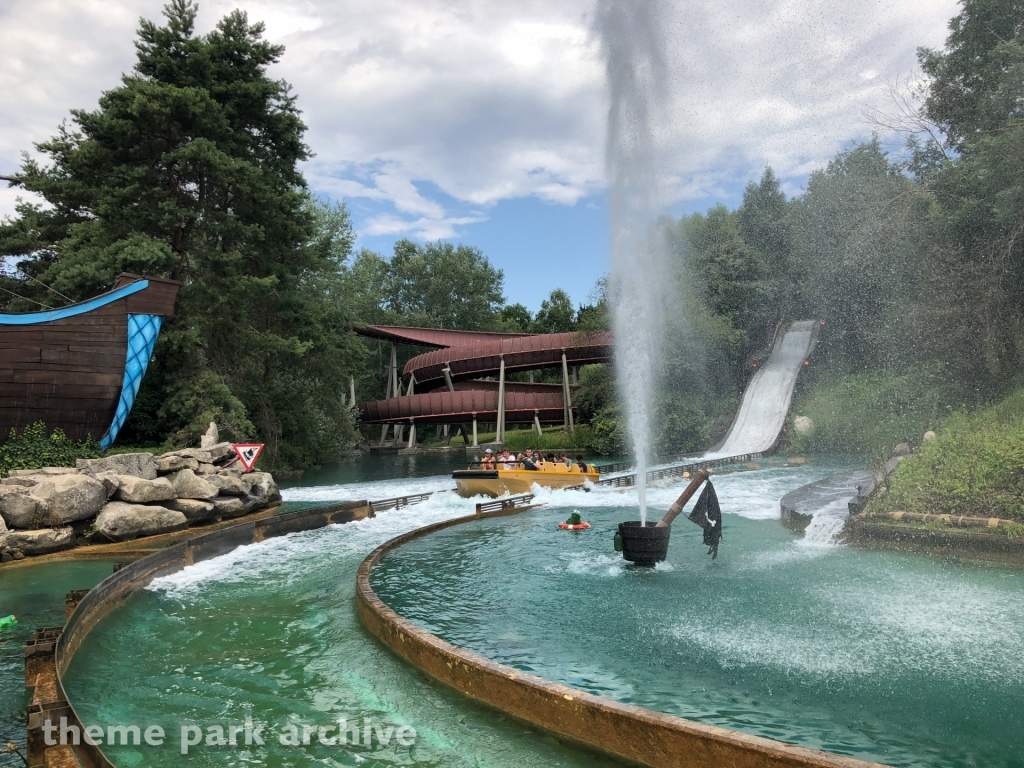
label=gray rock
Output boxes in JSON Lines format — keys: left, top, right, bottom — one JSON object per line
{"left": 244, "top": 472, "right": 281, "bottom": 503}
{"left": 77, "top": 453, "right": 157, "bottom": 480}
{"left": 0, "top": 552, "right": 12, "bottom": 563}
{"left": 115, "top": 476, "right": 176, "bottom": 504}
{"left": 240, "top": 494, "right": 268, "bottom": 514}
{"left": 92, "top": 472, "right": 121, "bottom": 499}
{"left": 196, "top": 463, "right": 217, "bottom": 475}
{"left": 207, "top": 473, "right": 247, "bottom": 496}
{"left": 0, "top": 513, "right": 7, "bottom": 547}
{"left": 200, "top": 422, "right": 220, "bottom": 449}
{"left": 12, "top": 550, "right": 25, "bottom": 560}
{"left": 164, "top": 498, "right": 216, "bottom": 523}
{"left": 1, "top": 477, "right": 38, "bottom": 488}
{"left": 10, "top": 467, "right": 80, "bottom": 477}
{"left": 155, "top": 455, "right": 200, "bottom": 474}
{"left": 206, "top": 442, "right": 235, "bottom": 463}
{"left": 168, "top": 469, "right": 219, "bottom": 500}
{"left": 4, "top": 527, "right": 75, "bottom": 555}
{"left": 211, "top": 497, "right": 245, "bottom": 518}
{"left": 27, "top": 474, "right": 107, "bottom": 526}
{"left": 893, "top": 442, "right": 912, "bottom": 457}
{"left": 94, "top": 502, "right": 187, "bottom": 541}
{"left": 0, "top": 486, "right": 44, "bottom": 529}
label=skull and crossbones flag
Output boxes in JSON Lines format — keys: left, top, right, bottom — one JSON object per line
{"left": 688, "top": 481, "right": 722, "bottom": 559}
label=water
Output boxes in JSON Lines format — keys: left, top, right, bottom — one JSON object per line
{"left": 0, "top": 560, "right": 121, "bottom": 759}
{"left": 374, "top": 481, "right": 1024, "bottom": 767}
{"left": 598, "top": 1, "right": 676, "bottom": 526}
{"left": 56, "top": 457, "right": 873, "bottom": 766}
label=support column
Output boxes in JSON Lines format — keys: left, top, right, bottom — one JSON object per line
{"left": 349, "top": 376, "right": 357, "bottom": 408}
{"left": 380, "top": 343, "right": 398, "bottom": 445}
{"left": 406, "top": 420, "right": 416, "bottom": 449}
{"left": 533, "top": 410, "right": 542, "bottom": 436}
{"left": 496, "top": 355, "right": 506, "bottom": 444}
{"left": 561, "top": 351, "right": 574, "bottom": 433}
{"left": 472, "top": 414, "right": 478, "bottom": 447}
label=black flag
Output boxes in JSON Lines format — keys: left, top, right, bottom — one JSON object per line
{"left": 688, "top": 481, "right": 722, "bottom": 559}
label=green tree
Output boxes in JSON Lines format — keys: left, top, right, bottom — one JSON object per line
{"left": 0, "top": 1, "right": 360, "bottom": 468}
{"left": 499, "top": 303, "right": 533, "bottom": 332}
{"left": 532, "top": 289, "right": 577, "bottom": 333}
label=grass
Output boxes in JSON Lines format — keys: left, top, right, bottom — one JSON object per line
{"left": 874, "top": 386, "right": 1024, "bottom": 522}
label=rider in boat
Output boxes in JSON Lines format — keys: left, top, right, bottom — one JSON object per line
{"left": 480, "top": 448, "right": 496, "bottom": 469}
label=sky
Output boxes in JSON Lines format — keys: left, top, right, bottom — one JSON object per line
{"left": 0, "top": 0, "right": 959, "bottom": 311}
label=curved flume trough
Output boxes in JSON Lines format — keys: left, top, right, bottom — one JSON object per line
{"left": 355, "top": 506, "right": 883, "bottom": 768}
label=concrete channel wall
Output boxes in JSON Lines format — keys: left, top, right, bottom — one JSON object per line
{"left": 356, "top": 504, "right": 887, "bottom": 768}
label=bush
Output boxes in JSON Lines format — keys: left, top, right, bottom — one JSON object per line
{"left": 0, "top": 422, "right": 100, "bottom": 478}
{"left": 503, "top": 426, "right": 598, "bottom": 455}
{"left": 875, "top": 388, "right": 1024, "bottom": 521}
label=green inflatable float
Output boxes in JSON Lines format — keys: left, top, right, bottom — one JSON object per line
{"left": 0, "top": 615, "right": 18, "bottom": 630}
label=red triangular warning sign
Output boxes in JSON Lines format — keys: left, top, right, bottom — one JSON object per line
{"left": 232, "top": 443, "right": 264, "bottom": 472}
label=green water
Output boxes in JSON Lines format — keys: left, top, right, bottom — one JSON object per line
{"left": 373, "top": 504, "right": 1024, "bottom": 767}
{"left": 42, "top": 457, "right": 1024, "bottom": 767}
{"left": 0, "top": 560, "right": 120, "bottom": 758}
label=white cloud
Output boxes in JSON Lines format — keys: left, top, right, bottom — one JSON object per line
{"left": 0, "top": 0, "right": 959, "bottom": 234}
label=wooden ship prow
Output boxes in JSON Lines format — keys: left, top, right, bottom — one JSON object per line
{"left": 0, "top": 273, "right": 181, "bottom": 448}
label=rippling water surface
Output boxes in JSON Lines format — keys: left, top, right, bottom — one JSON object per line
{"left": 52, "top": 455, "right": 1024, "bottom": 767}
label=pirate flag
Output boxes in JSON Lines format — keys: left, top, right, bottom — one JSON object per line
{"left": 688, "top": 481, "right": 722, "bottom": 559}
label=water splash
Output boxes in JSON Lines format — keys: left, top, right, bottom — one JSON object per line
{"left": 596, "top": 1, "right": 675, "bottom": 524}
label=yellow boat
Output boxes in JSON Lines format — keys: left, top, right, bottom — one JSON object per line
{"left": 453, "top": 463, "right": 600, "bottom": 498}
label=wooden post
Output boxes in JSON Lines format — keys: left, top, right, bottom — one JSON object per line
{"left": 497, "top": 355, "right": 506, "bottom": 444}
{"left": 561, "top": 351, "right": 574, "bottom": 433}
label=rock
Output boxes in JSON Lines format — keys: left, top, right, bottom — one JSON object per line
{"left": 94, "top": 502, "right": 187, "bottom": 541}
{"left": 787, "top": 456, "right": 807, "bottom": 466}
{"left": 1, "top": 477, "right": 38, "bottom": 488}
{"left": 115, "top": 476, "right": 175, "bottom": 504}
{"left": 92, "top": 472, "right": 121, "bottom": 499}
{"left": 218, "top": 465, "right": 244, "bottom": 477}
{"left": 793, "top": 415, "right": 813, "bottom": 435}
{"left": 4, "top": 527, "right": 75, "bottom": 555}
{"left": 155, "top": 455, "right": 199, "bottom": 474}
{"left": 893, "top": 442, "right": 912, "bottom": 457}
{"left": 77, "top": 453, "right": 157, "bottom": 480}
{"left": 10, "top": 467, "right": 80, "bottom": 477}
{"left": 210, "top": 497, "right": 245, "bottom": 518}
{"left": 0, "top": 486, "right": 44, "bottom": 529}
{"left": 27, "top": 475, "right": 107, "bottom": 526}
{"left": 0, "top": 552, "right": 12, "bottom": 563}
{"left": 240, "top": 494, "right": 268, "bottom": 514}
{"left": 196, "top": 463, "right": 216, "bottom": 475}
{"left": 923, "top": 430, "right": 937, "bottom": 442}
{"left": 168, "top": 469, "right": 219, "bottom": 500}
{"left": 746, "top": 462, "right": 760, "bottom": 470}
{"left": 0, "top": 512, "right": 7, "bottom": 545}
{"left": 206, "top": 442, "right": 235, "bottom": 463}
{"left": 200, "top": 422, "right": 220, "bottom": 449}
{"left": 242, "top": 472, "right": 281, "bottom": 503}
{"left": 207, "top": 474, "right": 247, "bottom": 496}
{"left": 12, "top": 550, "right": 25, "bottom": 560}
{"left": 164, "top": 498, "right": 216, "bottom": 523}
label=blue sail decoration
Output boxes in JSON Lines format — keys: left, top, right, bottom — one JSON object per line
{"left": 100, "top": 314, "right": 164, "bottom": 450}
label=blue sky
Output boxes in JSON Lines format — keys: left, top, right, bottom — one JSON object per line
{"left": 0, "top": 0, "right": 959, "bottom": 315}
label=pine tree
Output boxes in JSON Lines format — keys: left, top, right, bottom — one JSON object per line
{"left": 0, "top": 1, "right": 360, "bottom": 468}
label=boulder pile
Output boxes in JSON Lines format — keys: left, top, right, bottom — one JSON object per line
{"left": 0, "top": 442, "right": 280, "bottom": 561}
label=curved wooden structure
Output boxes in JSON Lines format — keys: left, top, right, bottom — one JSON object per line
{"left": 0, "top": 273, "right": 179, "bottom": 447}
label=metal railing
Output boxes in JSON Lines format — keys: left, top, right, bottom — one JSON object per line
{"left": 475, "top": 493, "right": 535, "bottom": 515}
{"left": 597, "top": 452, "right": 764, "bottom": 488}
{"left": 369, "top": 492, "right": 436, "bottom": 513}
